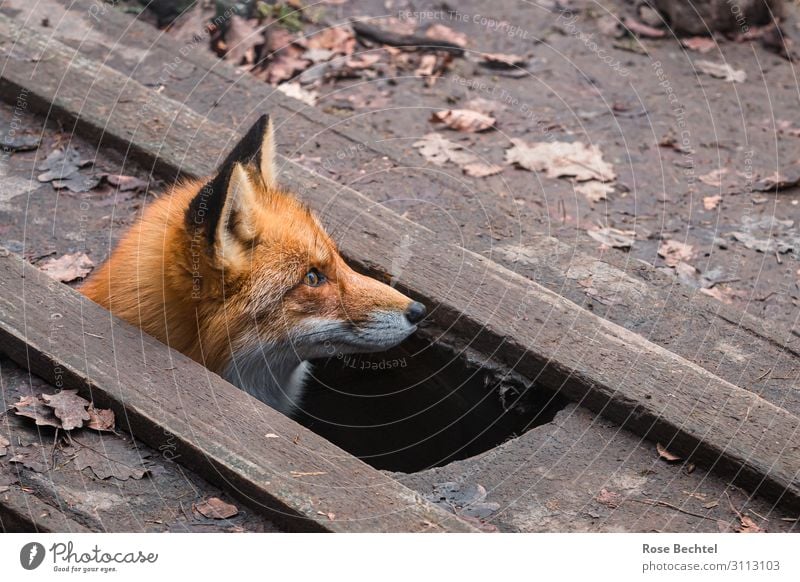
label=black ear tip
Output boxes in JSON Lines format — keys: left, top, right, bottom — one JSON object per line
{"left": 255, "top": 113, "right": 270, "bottom": 132}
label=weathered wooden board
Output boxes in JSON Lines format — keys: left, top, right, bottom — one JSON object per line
{"left": 18, "top": 0, "right": 800, "bottom": 421}
{"left": 0, "top": 251, "right": 476, "bottom": 533}
{"left": 0, "top": 486, "right": 92, "bottom": 533}
{"left": 0, "top": 15, "right": 798, "bottom": 511}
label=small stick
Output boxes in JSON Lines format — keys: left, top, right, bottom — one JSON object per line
{"left": 351, "top": 21, "right": 465, "bottom": 55}
{"left": 631, "top": 498, "right": 717, "bottom": 522}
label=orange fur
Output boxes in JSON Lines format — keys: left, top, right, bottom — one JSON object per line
{"left": 80, "top": 118, "right": 419, "bottom": 404}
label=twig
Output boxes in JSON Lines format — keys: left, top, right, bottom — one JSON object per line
{"left": 631, "top": 498, "right": 717, "bottom": 522}
{"left": 351, "top": 21, "right": 465, "bottom": 55}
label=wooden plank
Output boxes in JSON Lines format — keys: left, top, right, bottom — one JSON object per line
{"left": 0, "top": 486, "right": 92, "bottom": 533}
{"left": 0, "top": 16, "right": 798, "bottom": 511}
{"left": 0, "top": 251, "right": 476, "bottom": 533}
{"left": 27, "top": 0, "right": 800, "bottom": 421}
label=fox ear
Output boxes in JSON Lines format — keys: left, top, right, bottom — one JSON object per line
{"left": 186, "top": 162, "right": 258, "bottom": 266}
{"left": 216, "top": 114, "right": 277, "bottom": 189}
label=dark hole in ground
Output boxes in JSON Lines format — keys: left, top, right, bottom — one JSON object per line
{"left": 298, "top": 328, "right": 569, "bottom": 473}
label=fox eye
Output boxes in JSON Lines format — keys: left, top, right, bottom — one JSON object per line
{"left": 304, "top": 268, "right": 326, "bottom": 287}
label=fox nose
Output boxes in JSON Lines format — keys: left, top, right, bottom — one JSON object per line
{"left": 404, "top": 301, "right": 427, "bottom": 324}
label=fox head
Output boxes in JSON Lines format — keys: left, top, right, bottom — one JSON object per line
{"left": 181, "top": 115, "right": 425, "bottom": 410}
{"left": 82, "top": 115, "right": 425, "bottom": 415}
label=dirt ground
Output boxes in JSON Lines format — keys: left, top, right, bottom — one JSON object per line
{"left": 151, "top": 0, "right": 800, "bottom": 325}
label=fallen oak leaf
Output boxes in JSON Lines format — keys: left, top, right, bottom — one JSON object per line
{"left": 425, "top": 24, "right": 467, "bottom": 48}
{"left": 276, "top": 82, "right": 319, "bottom": 106}
{"left": 587, "top": 227, "right": 636, "bottom": 250}
{"left": 38, "top": 252, "right": 94, "bottom": 283}
{"left": 596, "top": 488, "right": 622, "bottom": 509}
{"left": 42, "top": 390, "right": 91, "bottom": 431}
{"left": 696, "top": 60, "right": 746, "bottom": 83}
{"left": 104, "top": 174, "right": 149, "bottom": 192}
{"left": 658, "top": 240, "right": 694, "bottom": 267}
{"left": 194, "top": 497, "right": 239, "bottom": 519}
{"left": 9, "top": 444, "right": 52, "bottom": 473}
{"left": 12, "top": 395, "right": 62, "bottom": 428}
{"left": 703, "top": 195, "right": 722, "bottom": 210}
{"left": 69, "top": 434, "right": 149, "bottom": 481}
{"left": 682, "top": 36, "right": 717, "bottom": 53}
{"left": 480, "top": 52, "right": 528, "bottom": 69}
{"left": 51, "top": 173, "right": 100, "bottom": 193}
{"left": 431, "top": 109, "right": 495, "bottom": 133}
{"left": 506, "top": 139, "right": 616, "bottom": 182}
{"left": 576, "top": 180, "right": 614, "bottom": 203}
{"left": 656, "top": 442, "right": 682, "bottom": 462}
{"left": 700, "top": 285, "right": 737, "bottom": 304}
{"left": 0, "top": 130, "right": 40, "bottom": 152}
{"left": 86, "top": 404, "right": 115, "bottom": 432}
{"left": 737, "top": 515, "right": 765, "bottom": 533}
{"left": 623, "top": 16, "right": 666, "bottom": 38}
{"left": 222, "top": 15, "right": 261, "bottom": 66}
{"left": 464, "top": 97, "right": 503, "bottom": 116}
{"left": 36, "top": 147, "right": 85, "bottom": 182}
{"left": 463, "top": 162, "right": 504, "bottom": 178}
{"left": 699, "top": 168, "right": 728, "bottom": 188}
{"left": 414, "top": 54, "right": 438, "bottom": 76}
{"left": 413, "top": 133, "right": 477, "bottom": 166}
{"left": 308, "top": 26, "right": 355, "bottom": 55}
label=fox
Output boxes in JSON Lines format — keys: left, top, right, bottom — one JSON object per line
{"left": 80, "top": 115, "right": 426, "bottom": 417}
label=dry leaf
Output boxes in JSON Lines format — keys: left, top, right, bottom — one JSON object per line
{"left": 265, "top": 54, "right": 311, "bottom": 84}
{"left": 308, "top": 26, "right": 355, "bottom": 55}
{"left": 506, "top": 139, "right": 616, "bottom": 182}
{"left": 587, "top": 227, "right": 636, "bottom": 249}
{"left": 737, "top": 515, "right": 765, "bottom": 533}
{"left": 224, "top": 15, "right": 261, "bottom": 65}
{"left": 13, "top": 395, "right": 62, "bottom": 428}
{"left": 596, "top": 488, "right": 622, "bottom": 508}
{"left": 0, "top": 435, "right": 9, "bottom": 457}
{"left": 464, "top": 97, "right": 503, "bottom": 116}
{"left": 696, "top": 60, "right": 746, "bottom": 83}
{"left": 86, "top": 404, "right": 115, "bottom": 432}
{"left": 39, "top": 252, "right": 94, "bottom": 283}
{"left": 276, "top": 82, "right": 318, "bottom": 106}
{"left": 194, "top": 497, "right": 239, "bottom": 519}
{"left": 9, "top": 445, "right": 51, "bottom": 473}
{"left": 105, "top": 174, "right": 148, "bottom": 192}
{"left": 425, "top": 24, "right": 467, "bottom": 47}
{"left": 656, "top": 442, "right": 682, "bottom": 462}
{"left": 576, "top": 181, "right": 614, "bottom": 203}
{"left": 36, "top": 147, "right": 84, "bottom": 182}
{"left": 463, "top": 163, "right": 504, "bottom": 178}
{"left": 345, "top": 53, "right": 382, "bottom": 69}
{"left": 658, "top": 240, "right": 694, "bottom": 267}
{"left": 623, "top": 16, "right": 666, "bottom": 38}
{"left": 682, "top": 37, "right": 717, "bottom": 53}
{"left": 415, "top": 54, "right": 438, "bottom": 76}
{"left": 431, "top": 109, "right": 495, "bottom": 133}
{"left": 699, "top": 168, "right": 728, "bottom": 187}
{"left": 413, "top": 133, "right": 477, "bottom": 167}
{"left": 481, "top": 53, "right": 528, "bottom": 68}
{"left": 42, "top": 390, "right": 91, "bottom": 431}
{"left": 52, "top": 174, "right": 100, "bottom": 193}
{"left": 69, "top": 434, "right": 149, "bottom": 481}
{"left": 703, "top": 195, "right": 722, "bottom": 210}
{"left": 700, "top": 286, "right": 736, "bottom": 304}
